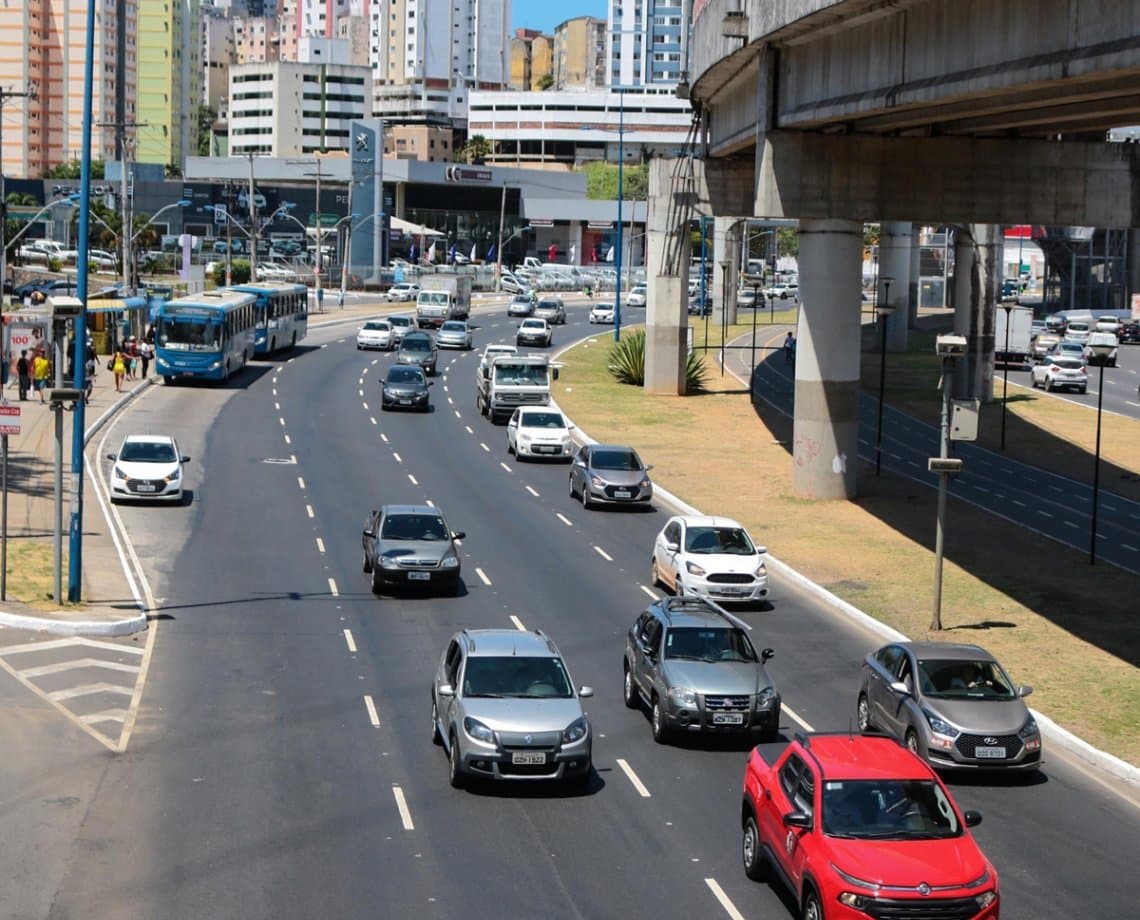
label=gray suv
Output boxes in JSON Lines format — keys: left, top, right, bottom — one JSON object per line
{"left": 623, "top": 596, "right": 780, "bottom": 743}
{"left": 432, "top": 629, "right": 594, "bottom": 788}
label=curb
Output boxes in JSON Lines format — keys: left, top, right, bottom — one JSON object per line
{"left": 552, "top": 331, "right": 1140, "bottom": 788}
{"left": 0, "top": 609, "right": 147, "bottom": 637}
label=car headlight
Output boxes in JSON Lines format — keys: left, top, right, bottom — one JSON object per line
{"left": 754, "top": 562, "right": 767, "bottom": 578}
{"left": 562, "top": 716, "right": 588, "bottom": 744}
{"left": 975, "top": 891, "right": 998, "bottom": 909}
{"left": 463, "top": 717, "right": 496, "bottom": 745}
{"left": 156, "top": 356, "right": 169, "bottom": 368}
{"left": 923, "top": 707, "right": 959, "bottom": 739}
{"left": 208, "top": 361, "right": 221, "bottom": 371}
{"left": 379, "top": 555, "right": 401, "bottom": 570}
{"left": 439, "top": 554, "right": 459, "bottom": 569}
{"left": 756, "top": 687, "right": 776, "bottom": 708}
{"left": 685, "top": 560, "right": 707, "bottom": 577}
{"left": 668, "top": 686, "right": 697, "bottom": 707}
{"left": 164, "top": 470, "right": 182, "bottom": 483}
{"left": 639, "top": 478, "right": 652, "bottom": 489}
{"left": 1018, "top": 714, "right": 1038, "bottom": 739}
{"left": 112, "top": 465, "right": 128, "bottom": 481}
{"left": 589, "top": 475, "right": 605, "bottom": 489}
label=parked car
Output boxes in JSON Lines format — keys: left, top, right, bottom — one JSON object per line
{"left": 106, "top": 434, "right": 190, "bottom": 504}
{"left": 435, "top": 320, "right": 473, "bottom": 350}
{"left": 857, "top": 641, "right": 1041, "bottom": 771}
{"left": 396, "top": 329, "right": 438, "bottom": 376}
{"left": 533, "top": 297, "right": 567, "bottom": 325}
{"left": 736, "top": 287, "right": 758, "bottom": 308}
{"left": 627, "top": 284, "right": 647, "bottom": 307}
{"left": 623, "top": 595, "right": 779, "bottom": 743}
{"left": 431, "top": 628, "right": 593, "bottom": 788}
{"left": 568, "top": 444, "right": 653, "bottom": 509}
{"left": 356, "top": 319, "right": 394, "bottom": 351}
{"left": 387, "top": 314, "right": 417, "bottom": 346}
{"left": 1031, "top": 355, "right": 1087, "bottom": 392}
{"left": 361, "top": 504, "right": 464, "bottom": 595}
{"left": 387, "top": 282, "right": 420, "bottom": 302}
{"left": 651, "top": 515, "right": 770, "bottom": 604}
{"left": 589, "top": 302, "right": 615, "bottom": 324}
{"left": 499, "top": 273, "right": 527, "bottom": 294}
{"left": 380, "top": 364, "right": 432, "bottom": 411}
{"left": 507, "top": 294, "right": 536, "bottom": 317}
{"left": 687, "top": 293, "right": 712, "bottom": 316}
{"left": 516, "top": 317, "right": 553, "bottom": 348}
{"left": 507, "top": 408, "right": 574, "bottom": 460}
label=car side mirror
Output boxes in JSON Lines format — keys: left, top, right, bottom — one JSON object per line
{"left": 665, "top": 541, "right": 679, "bottom": 553}
{"left": 578, "top": 685, "right": 594, "bottom": 698}
{"left": 106, "top": 453, "right": 117, "bottom": 461}
{"left": 552, "top": 367, "right": 560, "bottom": 381}
{"left": 1018, "top": 685, "right": 1033, "bottom": 698}
{"left": 567, "top": 422, "right": 574, "bottom": 430}
{"left": 645, "top": 464, "right": 654, "bottom": 472}
{"left": 889, "top": 680, "right": 911, "bottom": 696}
{"left": 428, "top": 380, "right": 434, "bottom": 386}
{"left": 181, "top": 455, "right": 191, "bottom": 463}
{"left": 756, "top": 545, "right": 768, "bottom": 555}
{"left": 481, "top": 367, "right": 489, "bottom": 379}
{"left": 963, "top": 810, "right": 983, "bottom": 828}
{"left": 362, "top": 528, "right": 375, "bottom": 539}
{"left": 437, "top": 683, "right": 454, "bottom": 698}
{"left": 761, "top": 648, "right": 775, "bottom": 662}
{"left": 451, "top": 531, "right": 465, "bottom": 541}
{"left": 783, "top": 811, "right": 812, "bottom": 830}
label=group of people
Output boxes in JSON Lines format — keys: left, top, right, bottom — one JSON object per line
{"left": 109, "top": 336, "right": 153, "bottom": 393}
{"left": 12, "top": 333, "right": 152, "bottom": 402}
{"left": 15, "top": 350, "right": 53, "bottom": 403}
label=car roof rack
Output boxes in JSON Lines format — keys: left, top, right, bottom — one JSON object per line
{"left": 655, "top": 595, "right": 753, "bottom": 631}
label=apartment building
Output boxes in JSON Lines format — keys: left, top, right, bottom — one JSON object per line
{"left": 508, "top": 29, "right": 552, "bottom": 92}
{"left": 136, "top": 1, "right": 202, "bottom": 168}
{"left": 608, "top": 0, "right": 684, "bottom": 88}
{"left": 553, "top": 17, "right": 606, "bottom": 91}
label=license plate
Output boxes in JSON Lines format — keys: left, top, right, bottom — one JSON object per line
{"left": 976, "top": 746, "right": 1006, "bottom": 759}
{"left": 537, "top": 446, "right": 557, "bottom": 454}
{"left": 399, "top": 399, "right": 412, "bottom": 405}
{"left": 511, "top": 751, "right": 546, "bottom": 765}
{"left": 613, "top": 489, "right": 631, "bottom": 499}
{"left": 716, "top": 586, "right": 747, "bottom": 595}
{"left": 407, "top": 571, "right": 430, "bottom": 581}
{"left": 134, "top": 484, "right": 157, "bottom": 493}
{"left": 712, "top": 712, "right": 744, "bottom": 725}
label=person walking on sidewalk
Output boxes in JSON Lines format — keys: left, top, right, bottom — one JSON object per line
{"left": 33, "top": 352, "right": 51, "bottom": 402}
{"left": 16, "top": 350, "right": 31, "bottom": 401}
{"left": 84, "top": 351, "right": 97, "bottom": 404}
{"left": 126, "top": 336, "right": 138, "bottom": 380}
{"left": 783, "top": 331, "right": 796, "bottom": 365}
{"left": 111, "top": 349, "right": 127, "bottom": 392}
{"left": 138, "top": 338, "right": 152, "bottom": 379}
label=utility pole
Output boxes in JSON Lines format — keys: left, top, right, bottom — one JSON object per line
{"left": 247, "top": 152, "right": 258, "bottom": 281}
{"left": 96, "top": 119, "right": 146, "bottom": 303}
{"left": 304, "top": 158, "right": 326, "bottom": 311}
{"left": 340, "top": 177, "right": 353, "bottom": 305}
{"left": 1, "top": 86, "right": 36, "bottom": 321}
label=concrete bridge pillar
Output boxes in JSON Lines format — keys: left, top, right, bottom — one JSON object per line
{"left": 794, "top": 218, "right": 864, "bottom": 499}
{"left": 878, "top": 221, "right": 912, "bottom": 351}
{"left": 712, "top": 217, "right": 741, "bottom": 325}
{"left": 644, "top": 159, "right": 691, "bottom": 395}
{"left": 951, "top": 224, "right": 999, "bottom": 401}
{"left": 908, "top": 225, "right": 922, "bottom": 329}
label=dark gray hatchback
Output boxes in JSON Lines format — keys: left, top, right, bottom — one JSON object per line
{"left": 362, "top": 504, "right": 465, "bottom": 595}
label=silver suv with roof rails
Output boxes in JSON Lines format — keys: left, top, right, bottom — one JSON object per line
{"left": 623, "top": 595, "right": 780, "bottom": 744}
{"left": 432, "top": 628, "right": 594, "bottom": 788}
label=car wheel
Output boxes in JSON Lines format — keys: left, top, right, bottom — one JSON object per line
{"left": 623, "top": 663, "right": 639, "bottom": 709}
{"left": 1046, "top": 378, "right": 1054, "bottom": 392}
{"left": 742, "top": 815, "right": 767, "bottom": 881}
{"left": 1079, "top": 387, "right": 1087, "bottom": 394}
{"left": 802, "top": 889, "right": 823, "bottom": 920}
{"left": 370, "top": 565, "right": 383, "bottom": 595}
{"left": 905, "top": 728, "right": 921, "bottom": 757}
{"left": 651, "top": 697, "right": 670, "bottom": 744}
{"left": 507, "top": 439, "right": 514, "bottom": 456}
{"left": 448, "top": 731, "right": 465, "bottom": 789}
{"left": 568, "top": 474, "right": 578, "bottom": 499}
{"left": 651, "top": 558, "right": 662, "bottom": 589}
{"left": 431, "top": 698, "right": 442, "bottom": 746}
{"left": 581, "top": 487, "right": 592, "bottom": 510}
{"left": 856, "top": 693, "right": 873, "bottom": 732}
{"left": 362, "top": 550, "right": 372, "bottom": 574}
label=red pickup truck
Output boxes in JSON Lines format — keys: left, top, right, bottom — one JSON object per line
{"left": 741, "top": 732, "right": 999, "bottom": 920}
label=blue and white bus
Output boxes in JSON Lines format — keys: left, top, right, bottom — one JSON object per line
{"left": 232, "top": 281, "right": 309, "bottom": 355}
{"left": 153, "top": 289, "right": 258, "bottom": 383}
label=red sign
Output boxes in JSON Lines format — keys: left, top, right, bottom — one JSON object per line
{"left": 0, "top": 405, "right": 20, "bottom": 436}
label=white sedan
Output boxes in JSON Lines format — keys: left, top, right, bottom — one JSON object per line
{"left": 506, "top": 408, "right": 575, "bottom": 461}
{"left": 106, "top": 434, "right": 190, "bottom": 504}
{"left": 589, "top": 302, "right": 616, "bottom": 324}
{"left": 651, "top": 515, "right": 770, "bottom": 604}
{"left": 387, "top": 282, "right": 420, "bottom": 302}
{"left": 357, "top": 319, "right": 394, "bottom": 350}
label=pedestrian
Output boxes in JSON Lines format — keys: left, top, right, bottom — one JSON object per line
{"left": 16, "top": 349, "right": 31, "bottom": 401}
{"left": 126, "top": 336, "right": 138, "bottom": 380}
{"left": 84, "top": 352, "right": 96, "bottom": 405}
{"left": 783, "top": 331, "right": 795, "bottom": 364}
{"left": 138, "top": 338, "right": 152, "bottom": 379}
{"left": 33, "top": 351, "right": 51, "bottom": 403}
{"left": 111, "top": 348, "right": 127, "bottom": 392}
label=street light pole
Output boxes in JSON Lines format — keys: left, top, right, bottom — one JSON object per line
{"left": 875, "top": 295, "right": 894, "bottom": 477}
{"left": 613, "top": 89, "right": 624, "bottom": 342}
{"left": 1088, "top": 343, "right": 1113, "bottom": 564}
{"left": 750, "top": 280, "right": 760, "bottom": 400}
{"left": 1000, "top": 303, "right": 1013, "bottom": 450}
{"left": 495, "top": 181, "right": 507, "bottom": 292}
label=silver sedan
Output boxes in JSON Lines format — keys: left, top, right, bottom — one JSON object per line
{"left": 435, "top": 320, "right": 473, "bottom": 350}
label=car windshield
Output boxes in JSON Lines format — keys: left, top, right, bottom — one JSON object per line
{"left": 822, "top": 780, "right": 961, "bottom": 840}
{"left": 401, "top": 336, "right": 432, "bottom": 353}
{"left": 380, "top": 514, "right": 448, "bottom": 541}
{"left": 363, "top": 322, "right": 389, "bottom": 331}
{"left": 591, "top": 448, "right": 642, "bottom": 470}
{"left": 390, "top": 317, "right": 411, "bottom": 328}
{"left": 594, "top": 303, "right": 613, "bottom": 312}
{"left": 119, "top": 441, "right": 177, "bottom": 463}
{"left": 664, "top": 627, "right": 757, "bottom": 662}
{"left": 493, "top": 364, "right": 548, "bottom": 385}
{"left": 684, "top": 526, "right": 756, "bottom": 555}
{"left": 520, "top": 412, "right": 565, "bottom": 429}
{"left": 916, "top": 658, "right": 1017, "bottom": 699}
{"left": 386, "top": 367, "right": 424, "bottom": 384}
{"left": 1067, "top": 323, "right": 1089, "bottom": 333}
{"left": 462, "top": 656, "right": 574, "bottom": 698}
{"left": 537, "top": 301, "right": 560, "bottom": 310}
{"left": 521, "top": 320, "right": 544, "bottom": 329}
{"left": 440, "top": 322, "right": 465, "bottom": 332}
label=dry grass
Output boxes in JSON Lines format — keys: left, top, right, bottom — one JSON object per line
{"left": 556, "top": 321, "right": 1140, "bottom": 765}
{"left": 2, "top": 540, "right": 73, "bottom": 611}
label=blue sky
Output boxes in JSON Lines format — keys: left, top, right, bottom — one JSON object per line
{"left": 512, "top": 0, "right": 607, "bottom": 34}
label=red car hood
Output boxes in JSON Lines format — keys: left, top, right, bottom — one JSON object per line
{"left": 827, "top": 836, "right": 989, "bottom": 890}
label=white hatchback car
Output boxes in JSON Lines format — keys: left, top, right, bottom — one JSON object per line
{"left": 357, "top": 319, "right": 394, "bottom": 350}
{"left": 589, "top": 302, "right": 615, "bottom": 324}
{"left": 651, "top": 515, "right": 770, "bottom": 604}
{"left": 507, "top": 408, "right": 574, "bottom": 461}
{"left": 387, "top": 282, "right": 420, "bottom": 302}
{"left": 627, "top": 284, "right": 647, "bottom": 307}
{"left": 106, "top": 434, "right": 189, "bottom": 503}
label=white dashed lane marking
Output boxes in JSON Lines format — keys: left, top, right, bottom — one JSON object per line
{"left": 408, "top": 474, "right": 418, "bottom": 486}
{"left": 297, "top": 477, "right": 306, "bottom": 490}
{"left": 306, "top": 505, "right": 315, "bottom": 518}
{"left": 364, "top": 694, "right": 380, "bottom": 727}
{"left": 525, "top": 486, "right": 539, "bottom": 497}
{"left": 480, "top": 443, "right": 490, "bottom": 452}
{"left": 393, "top": 785, "right": 414, "bottom": 830}
{"left": 616, "top": 758, "right": 651, "bottom": 797}
{"left": 343, "top": 630, "right": 357, "bottom": 653}
{"left": 316, "top": 537, "right": 326, "bottom": 554}
{"left": 509, "top": 615, "right": 527, "bottom": 631}
{"left": 475, "top": 568, "right": 492, "bottom": 586}
{"left": 594, "top": 546, "right": 613, "bottom": 562}
{"left": 328, "top": 578, "right": 339, "bottom": 597}
{"left": 499, "top": 462, "right": 511, "bottom": 473}
{"left": 555, "top": 512, "right": 573, "bottom": 527}
{"left": 392, "top": 452, "right": 402, "bottom": 463}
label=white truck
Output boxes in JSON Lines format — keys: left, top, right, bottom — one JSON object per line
{"left": 475, "top": 352, "right": 558, "bottom": 423}
{"left": 995, "top": 305, "right": 1033, "bottom": 366}
{"left": 415, "top": 274, "right": 471, "bottom": 328}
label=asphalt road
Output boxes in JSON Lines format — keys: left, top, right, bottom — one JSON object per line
{"left": 8, "top": 303, "right": 1139, "bottom": 919}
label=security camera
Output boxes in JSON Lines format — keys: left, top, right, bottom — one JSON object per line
{"left": 935, "top": 334, "right": 968, "bottom": 358}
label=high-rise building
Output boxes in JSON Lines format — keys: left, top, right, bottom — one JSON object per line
{"left": 553, "top": 17, "right": 606, "bottom": 91}
{"left": 136, "top": 0, "right": 202, "bottom": 168}
{"left": 608, "top": 0, "right": 683, "bottom": 88}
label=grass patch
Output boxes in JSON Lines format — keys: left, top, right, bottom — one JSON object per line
{"left": 2, "top": 539, "right": 72, "bottom": 610}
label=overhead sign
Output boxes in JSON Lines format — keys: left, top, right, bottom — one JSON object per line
{"left": 444, "top": 166, "right": 492, "bottom": 183}
{"left": 0, "top": 405, "right": 21, "bottom": 436}
{"left": 529, "top": 219, "right": 554, "bottom": 228}
{"left": 309, "top": 213, "right": 340, "bottom": 228}
{"left": 587, "top": 221, "right": 614, "bottom": 230}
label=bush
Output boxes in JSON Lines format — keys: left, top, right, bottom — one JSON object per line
{"left": 214, "top": 259, "right": 251, "bottom": 285}
{"left": 606, "top": 328, "right": 709, "bottom": 394}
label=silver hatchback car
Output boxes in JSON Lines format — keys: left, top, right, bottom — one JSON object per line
{"left": 568, "top": 444, "right": 653, "bottom": 509}
{"left": 856, "top": 641, "right": 1042, "bottom": 771}
{"left": 433, "top": 629, "right": 593, "bottom": 788}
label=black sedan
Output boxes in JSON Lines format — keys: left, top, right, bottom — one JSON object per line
{"left": 396, "top": 330, "right": 438, "bottom": 376}
{"left": 381, "top": 365, "right": 432, "bottom": 412}
{"left": 361, "top": 504, "right": 465, "bottom": 595}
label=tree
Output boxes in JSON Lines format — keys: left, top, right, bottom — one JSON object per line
{"left": 777, "top": 227, "right": 799, "bottom": 258}
{"left": 3, "top": 192, "right": 39, "bottom": 262}
{"left": 43, "top": 159, "right": 105, "bottom": 180}
{"left": 197, "top": 106, "right": 216, "bottom": 157}
{"left": 456, "top": 134, "right": 493, "bottom": 164}
{"left": 537, "top": 74, "right": 554, "bottom": 91}
{"left": 581, "top": 161, "right": 648, "bottom": 201}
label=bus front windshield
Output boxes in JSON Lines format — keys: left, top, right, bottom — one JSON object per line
{"left": 157, "top": 316, "right": 223, "bottom": 351}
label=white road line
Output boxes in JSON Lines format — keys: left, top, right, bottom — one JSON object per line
{"left": 343, "top": 629, "right": 357, "bottom": 653}
{"left": 408, "top": 474, "right": 419, "bottom": 485}
{"left": 1123, "top": 544, "right": 1139, "bottom": 553}
{"left": 279, "top": 417, "right": 286, "bottom": 427}
{"left": 1063, "top": 520, "right": 1079, "bottom": 529}
{"left": 443, "top": 384, "right": 449, "bottom": 392}
{"left": 1012, "top": 499, "right": 1027, "bottom": 507}
{"left": 362, "top": 402, "right": 369, "bottom": 411}
{"left": 364, "top": 694, "right": 380, "bottom": 727}
{"left": 448, "top": 397, "right": 454, "bottom": 405}
{"left": 297, "top": 476, "right": 306, "bottom": 490}
{"left": 272, "top": 388, "right": 277, "bottom": 396}
{"left": 555, "top": 512, "right": 573, "bottom": 527}
{"left": 380, "top": 433, "right": 389, "bottom": 443}
{"left": 359, "top": 390, "right": 364, "bottom": 397}
{"left": 370, "top": 417, "right": 378, "bottom": 425}
{"left": 19, "top": 658, "right": 139, "bottom": 679}
{"left": 328, "top": 577, "right": 339, "bottom": 597}
{"left": 306, "top": 505, "right": 315, "bottom": 518}
{"left": 480, "top": 442, "right": 490, "bottom": 452}
{"left": 1102, "top": 503, "right": 1118, "bottom": 512}
{"left": 1039, "top": 510, "right": 1054, "bottom": 518}
{"left": 509, "top": 615, "right": 527, "bottom": 631}
{"left": 705, "top": 879, "right": 747, "bottom": 920}
{"left": 455, "top": 409, "right": 462, "bottom": 419}
{"left": 594, "top": 546, "right": 613, "bottom": 561}
{"left": 358, "top": 377, "right": 364, "bottom": 386}
{"left": 284, "top": 434, "right": 291, "bottom": 445}
{"left": 392, "top": 452, "right": 402, "bottom": 463}
{"left": 616, "top": 758, "right": 651, "bottom": 797}
{"left": 499, "top": 462, "right": 511, "bottom": 473}
{"left": 640, "top": 585, "right": 659, "bottom": 599}
{"left": 525, "top": 485, "right": 539, "bottom": 497}
{"left": 393, "top": 786, "right": 415, "bottom": 830}
{"left": 274, "top": 402, "right": 280, "bottom": 410}
{"left": 316, "top": 537, "right": 326, "bottom": 553}
{"left": 475, "top": 567, "right": 492, "bottom": 586}
{"left": 784, "top": 704, "right": 813, "bottom": 732}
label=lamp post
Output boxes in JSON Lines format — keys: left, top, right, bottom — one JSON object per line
{"left": 750, "top": 280, "right": 761, "bottom": 400}
{"left": 613, "top": 88, "right": 625, "bottom": 342}
{"left": 875, "top": 277, "right": 894, "bottom": 477}
{"left": 1088, "top": 341, "right": 1113, "bottom": 564}
{"left": 1000, "top": 303, "right": 1013, "bottom": 450}
{"left": 930, "top": 335, "right": 966, "bottom": 632}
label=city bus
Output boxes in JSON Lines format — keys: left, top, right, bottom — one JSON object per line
{"left": 232, "top": 281, "right": 309, "bottom": 355}
{"left": 153, "top": 289, "right": 258, "bottom": 383}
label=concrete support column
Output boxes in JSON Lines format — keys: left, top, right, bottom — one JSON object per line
{"left": 1128, "top": 228, "right": 1140, "bottom": 305}
{"left": 712, "top": 216, "right": 741, "bottom": 325}
{"left": 907, "top": 225, "right": 922, "bottom": 328}
{"left": 793, "top": 218, "right": 863, "bottom": 499}
{"left": 878, "top": 221, "right": 912, "bottom": 351}
{"left": 644, "top": 159, "right": 691, "bottom": 395}
{"left": 951, "top": 224, "right": 999, "bottom": 401}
